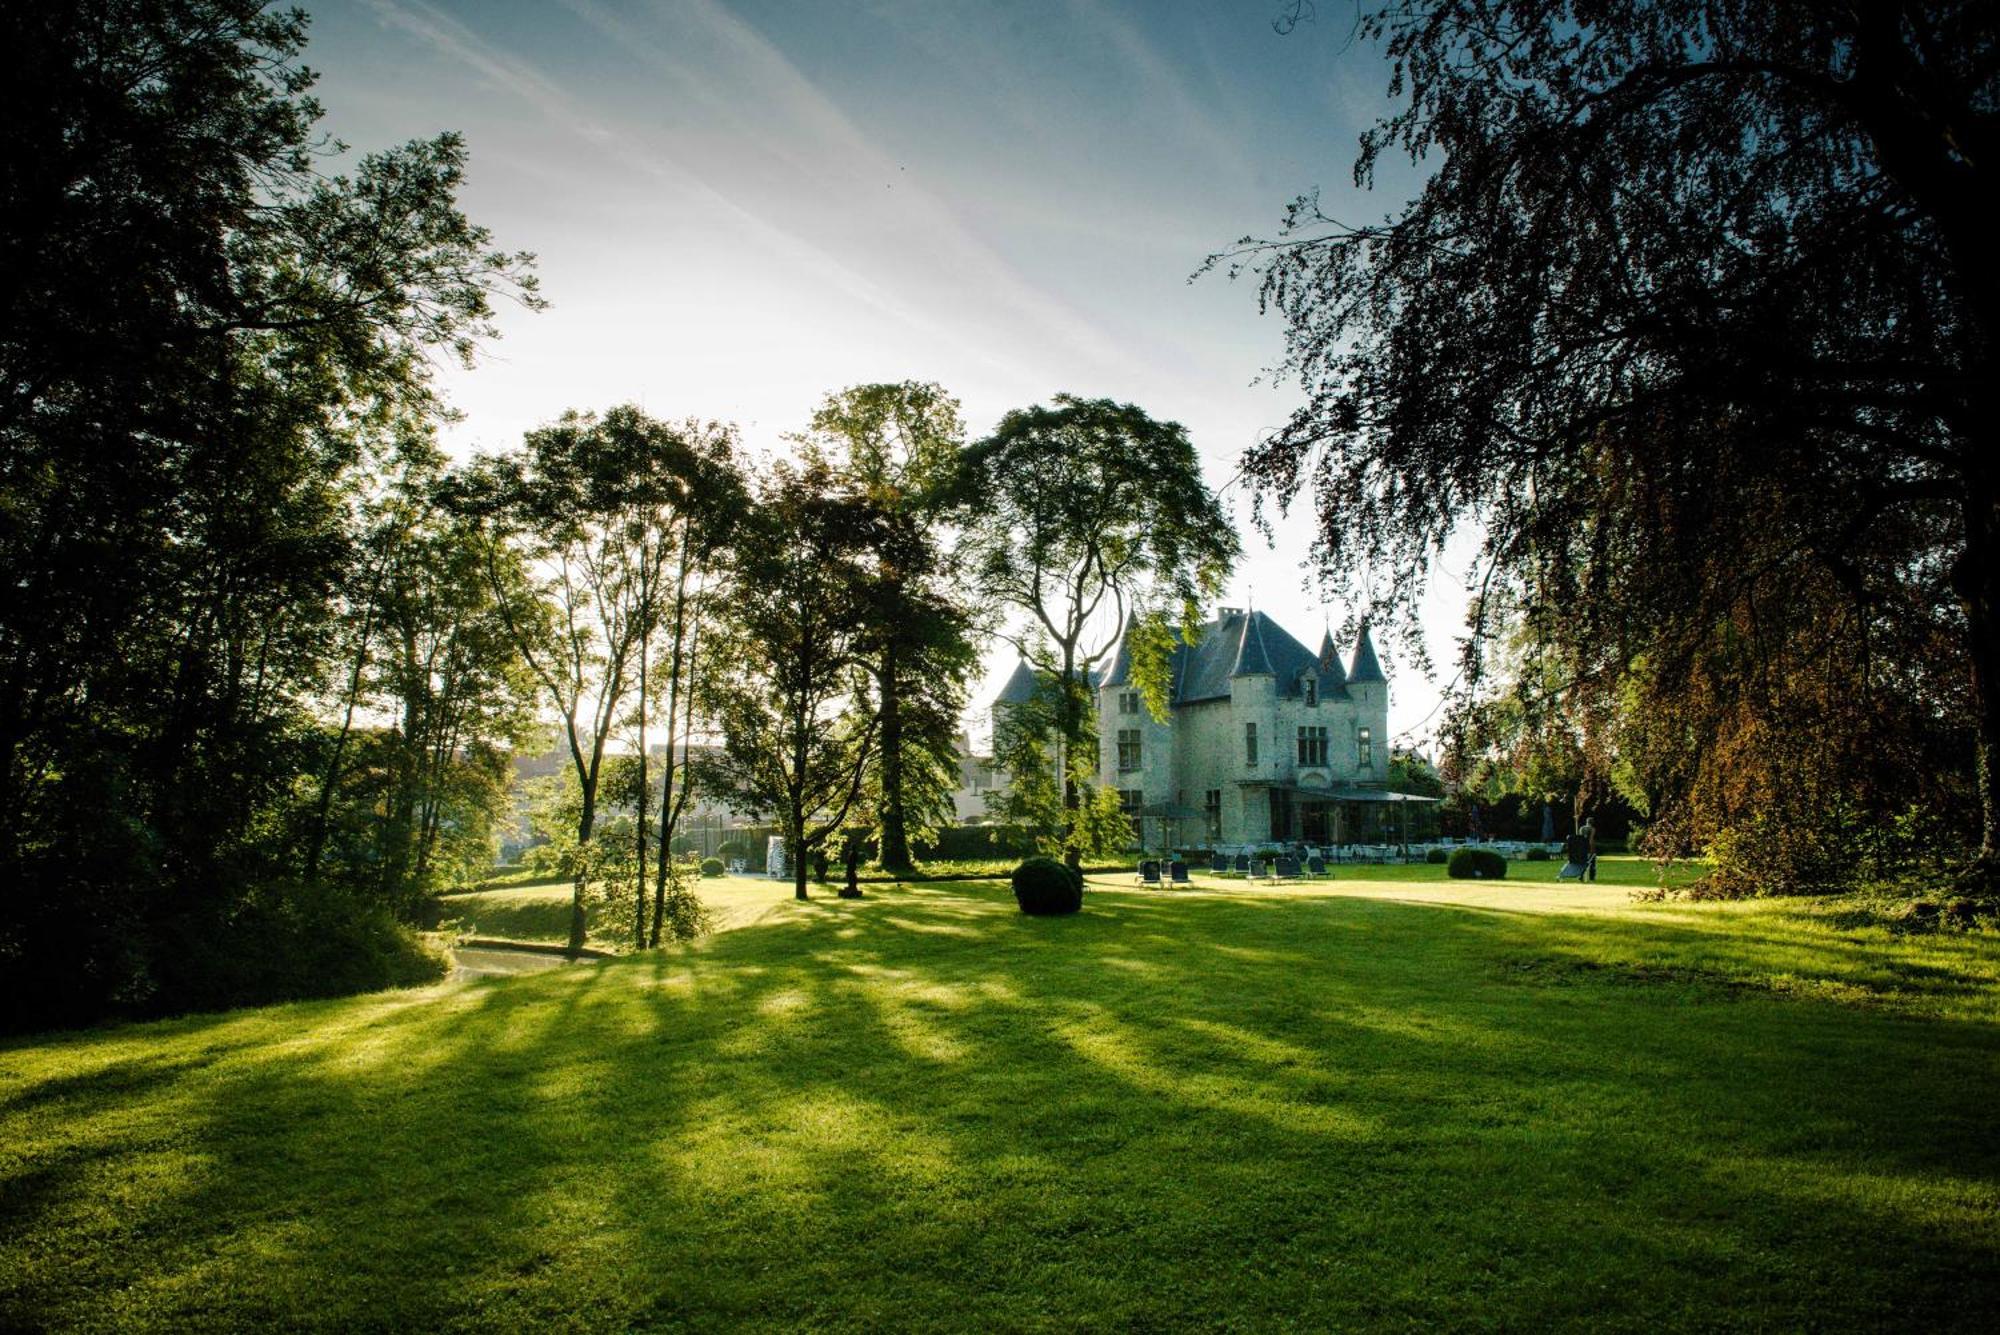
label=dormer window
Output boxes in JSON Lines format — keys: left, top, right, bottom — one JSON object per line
{"left": 1118, "top": 690, "right": 1140, "bottom": 715}
{"left": 1303, "top": 676, "right": 1318, "bottom": 707}
{"left": 1358, "top": 726, "right": 1374, "bottom": 769}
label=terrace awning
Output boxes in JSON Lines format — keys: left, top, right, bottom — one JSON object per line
{"left": 1237, "top": 782, "right": 1440, "bottom": 804}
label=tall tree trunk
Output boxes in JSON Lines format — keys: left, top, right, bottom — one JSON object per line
{"left": 1957, "top": 480, "right": 2000, "bottom": 891}
{"left": 381, "top": 626, "right": 423, "bottom": 902}
{"left": 1059, "top": 649, "right": 1084, "bottom": 869}
{"left": 303, "top": 554, "right": 388, "bottom": 883}
{"left": 633, "top": 629, "right": 650, "bottom": 949}
{"left": 877, "top": 641, "right": 910, "bottom": 871}
{"left": 651, "top": 536, "right": 695, "bottom": 948}
{"left": 570, "top": 777, "right": 595, "bottom": 954}
{"left": 790, "top": 813, "right": 809, "bottom": 901}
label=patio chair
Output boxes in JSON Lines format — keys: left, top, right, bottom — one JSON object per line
{"left": 1275, "top": 857, "right": 1301, "bottom": 880}
{"left": 1233, "top": 854, "right": 1251, "bottom": 874}
{"left": 1138, "top": 859, "right": 1161, "bottom": 885}
{"left": 1169, "top": 861, "right": 1190, "bottom": 885}
{"left": 1211, "top": 853, "right": 1230, "bottom": 873}
{"left": 1307, "top": 854, "right": 1327, "bottom": 876}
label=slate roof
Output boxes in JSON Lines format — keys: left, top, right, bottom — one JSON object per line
{"left": 1317, "top": 631, "right": 1349, "bottom": 690}
{"left": 1101, "top": 610, "right": 1355, "bottom": 706}
{"left": 994, "top": 658, "right": 1100, "bottom": 708}
{"left": 995, "top": 658, "right": 1042, "bottom": 706}
{"left": 1347, "top": 621, "right": 1386, "bottom": 684}
{"left": 1230, "top": 612, "right": 1276, "bottom": 678}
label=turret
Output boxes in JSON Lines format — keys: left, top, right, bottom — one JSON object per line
{"left": 991, "top": 658, "right": 1040, "bottom": 743}
{"left": 1346, "top": 622, "right": 1388, "bottom": 777}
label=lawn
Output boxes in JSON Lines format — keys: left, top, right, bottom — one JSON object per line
{"left": 4, "top": 867, "right": 1997, "bottom": 1330}
{"left": 440, "top": 874, "right": 798, "bottom": 951}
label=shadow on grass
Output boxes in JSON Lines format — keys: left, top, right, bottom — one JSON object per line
{"left": 3, "top": 882, "right": 1997, "bottom": 1330}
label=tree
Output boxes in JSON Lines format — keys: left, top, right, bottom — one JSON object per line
{"left": 700, "top": 459, "right": 882, "bottom": 902}
{"left": 986, "top": 674, "right": 1135, "bottom": 862}
{"left": 956, "top": 396, "right": 1237, "bottom": 860}
{"left": 627, "top": 420, "right": 742, "bottom": 949}
{"left": 1225, "top": 1, "right": 1999, "bottom": 891}
{"left": 368, "top": 497, "right": 542, "bottom": 906}
{"left": 458, "top": 410, "right": 659, "bottom": 952}
{"left": 0, "top": 1, "right": 537, "bottom": 1024}
{"left": 797, "top": 383, "right": 978, "bottom": 873}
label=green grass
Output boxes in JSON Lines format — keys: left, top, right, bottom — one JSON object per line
{"left": 4, "top": 868, "right": 1998, "bottom": 1329}
{"left": 441, "top": 874, "right": 802, "bottom": 951}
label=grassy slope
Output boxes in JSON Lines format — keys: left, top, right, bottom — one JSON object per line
{"left": 3, "top": 863, "right": 1997, "bottom": 1330}
{"left": 441, "top": 875, "right": 799, "bottom": 951}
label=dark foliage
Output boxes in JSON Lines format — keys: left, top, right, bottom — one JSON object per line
{"left": 1227, "top": 2, "right": 1999, "bottom": 892}
{"left": 0, "top": 2, "right": 535, "bottom": 1027}
{"left": 1012, "top": 856, "right": 1084, "bottom": 915}
{"left": 1447, "top": 848, "right": 1508, "bottom": 881}
{"left": 1426, "top": 847, "right": 1450, "bottom": 865}
{"left": 699, "top": 857, "right": 725, "bottom": 878}
{"left": 914, "top": 824, "right": 1042, "bottom": 861}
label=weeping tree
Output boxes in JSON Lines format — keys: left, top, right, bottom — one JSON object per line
{"left": 955, "top": 395, "right": 1237, "bottom": 863}
{"left": 797, "top": 383, "right": 978, "bottom": 874}
{"left": 1224, "top": 1, "right": 1998, "bottom": 893}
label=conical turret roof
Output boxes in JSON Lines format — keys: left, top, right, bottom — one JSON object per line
{"left": 995, "top": 658, "right": 1042, "bottom": 706}
{"left": 1348, "top": 620, "right": 1386, "bottom": 684}
{"left": 1102, "top": 613, "right": 1142, "bottom": 688}
{"left": 1231, "top": 610, "right": 1277, "bottom": 677}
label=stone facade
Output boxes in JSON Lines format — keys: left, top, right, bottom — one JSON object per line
{"left": 1095, "top": 609, "right": 1392, "bottom": 847}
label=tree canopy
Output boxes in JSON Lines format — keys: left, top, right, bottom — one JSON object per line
{"left": 1226, "top": 0, "right": 1998, "bottom": 890}
{"left": 700, "top": 459, "right": 885, "bottom": 902}
{"left": 0, "top": 1, "right": 538, "bottom": 1025}
{"left": 799, "top": 382, "right": 979, "bottom": 873}
{"left": 956, "top": 395, "right": 1238, "bottom": 858}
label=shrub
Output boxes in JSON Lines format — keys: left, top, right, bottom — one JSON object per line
{"left": 1012, "top": 856, "right": 1083, "bottom": 915}
{"left": 699, "top": 857, "right": 725, "bottom": 878}
{"left": 1426, "top": 847, "right": 1449, "bottom": 865}
{"left": 914, "top": 823, "right": 1040, "bottom": 861}
{"left": 1447, "top": 847, "right": 1507, "bottom": 880}
{"left": 1525, "top": 846, "right": 1550, "bottom": 861}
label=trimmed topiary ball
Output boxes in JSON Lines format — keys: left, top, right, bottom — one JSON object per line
{"left": 699, "top": 856, "right": 725, "bottom": 878}
{"left": 1013, "top": 856, "right": 1084, "bottom": 915}
{"left": 1525, "top": 846, "right": 1550, "bottom": 861}
{"left": 1426, "top": 847, "right": 1449, "bottom": 865}
{"left": 1447, "top": 847, "right": 1508, "bottom": 880}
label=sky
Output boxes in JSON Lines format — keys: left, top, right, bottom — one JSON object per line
{"left": 301, "top": 0, "right": 1472, "bottom": 750}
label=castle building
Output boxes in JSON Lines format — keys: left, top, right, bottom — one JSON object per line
{"left": 1094, "top": 608, "right": 1413, "bottom": 848}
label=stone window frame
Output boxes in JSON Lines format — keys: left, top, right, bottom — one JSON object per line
{"left": 1297, "top": 725, "right": 1329, "bottom": 767}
